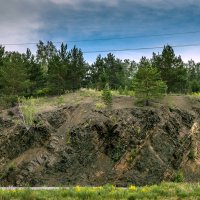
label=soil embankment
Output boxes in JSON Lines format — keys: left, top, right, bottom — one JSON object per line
{"left": 0, "top": 96, "right": 199, "bottom": 186}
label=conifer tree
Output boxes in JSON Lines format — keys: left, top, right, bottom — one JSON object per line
{"left": 133, "top": 64, "right": 167, "bottom": 106}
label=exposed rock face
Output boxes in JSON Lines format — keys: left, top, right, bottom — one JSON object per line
{"left": 0, "top": 104, "right": 199, "bottom": 186}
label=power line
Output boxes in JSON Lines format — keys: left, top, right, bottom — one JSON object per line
{"left": 1, "top": 30, "right": 200, "bottom": 46}
{"left": 66, "top": 30, "right": 200, "bottom": 43}
{"left": 82, "top": 43, "right": 200, "bottom": 54}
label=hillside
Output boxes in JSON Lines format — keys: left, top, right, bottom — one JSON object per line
{"left": 0, "top": 91, "right": 200, "bottom": 186}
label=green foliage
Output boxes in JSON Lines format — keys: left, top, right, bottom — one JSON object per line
{"left": 102, "top": 83, "right": 112, "bottom": 106}
{"left": 152, "top": 45, "right": 188, "bottom": 93}
{"left": 172, "top": 171, "right": 184, "bottom": 183}
{"left": 133, "top": 64, "right": 167, "bottom": 106}
{"left": 18, "top": 97, "right": 37, "bottom": 130}
{"left": 189, "top": 79, "right": 200, "bottom": 93}
{"left": 0, "top": 52, "right": 30, "bottom": 96}
{"left": 0, "top": 95, "right": 18, "bottom": 107}
{"left": 0, "top": 162, "right": 16, "bottom": 180}
{"left": 187, "top": 60, "right": 200, "bottom": 93}
{"left": 89, "top": 54, "right": 135, "bottom": 90}
{"left": 188, "top": 92, "right": 200, "bottom": 103}
{"left": 118, "top": 86, "right": 123, "bottom": 95}
{"left": 34, "top": 88, "right": 50, "bottom": 96}
{"left": 118, "top": 86, "right": 135, "bottom": 96}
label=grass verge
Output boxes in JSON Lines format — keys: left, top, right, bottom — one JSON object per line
{"left": 0, "top": 182, "right": 199, "bottom": 200}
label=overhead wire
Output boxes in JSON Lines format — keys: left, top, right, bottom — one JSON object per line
{"left": 1, "top": 30, "right": 200, "bottom": 46}
{"left": 83, "top": 43, "right": 200, "bottom": 54}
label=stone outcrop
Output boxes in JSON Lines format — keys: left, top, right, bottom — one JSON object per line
{"left": 0, "top": 104, "right": 199, "bottom": 186}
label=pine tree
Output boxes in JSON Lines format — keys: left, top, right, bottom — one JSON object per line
{"left": 68, "top": 46, "right": 86, "bottom": 90}
{"left": 133, "top": 65, "right": 167, "bottom": 106}
{"left": 102, "top": 83, "right": 112, "bottom": 106}
{"left": 47, "top": 43, "right": 69, "bottom": 94}
{"left": 151, "top": 45, "right": 187, "bottom": 93}
{"left": 24, "top": 48, "right": 46, "bottom": 95}
{"left": 0, "top": 52, "right": 30, "bottom": 96}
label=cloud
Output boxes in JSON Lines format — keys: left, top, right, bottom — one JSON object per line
{"left": 49, "top": 0, "right": 119, "bottom": 7}
{"left": 0, "top": 0, "right": 44, "bottom": 52}
{"left": 0, "top": 0, "right": 199, "bottom": 63}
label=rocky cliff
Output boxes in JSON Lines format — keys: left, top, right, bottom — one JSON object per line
{"left": 0, "top": 100, "right": 200, "bottom": 186}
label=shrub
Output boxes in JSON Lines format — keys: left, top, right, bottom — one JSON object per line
{"left": 172, "top": 171, "right": 184, "bottom": 183}
{"left": 133, "top": 66, "right": 167, "bottom": 106}
{"left": 102, "top": 83, "right": 112, "bottom": 106}
{"left": 34, "top": 88, "right": 50, "bottom": 96}
{"left": 0, "top": 95, "right": 18, "bottom": 107}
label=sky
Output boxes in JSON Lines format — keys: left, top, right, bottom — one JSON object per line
{"left": 0, "top": 0, "right": 200, "bottom": 63}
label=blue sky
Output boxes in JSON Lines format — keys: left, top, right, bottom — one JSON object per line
{"left": 1, "top": 0, "right": 200, "bottom": 63}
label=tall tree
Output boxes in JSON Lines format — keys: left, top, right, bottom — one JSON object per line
{"left": 187, "top": 60, "right": 200, "bottom": 92}
{"left": 68, "top": 46, "right": 86, "bottom": 90}
{"left": 36, "top": 41, "right": 57, "bottom": 73}
{"left": 0, "top": 52, "right": 30, "bottom": 96}
{"left": 89, "top": 55, "right": 107, "bottom": 90}
{"left": 89, "top": 54, "right": 136, "bottom": 90}
{"left": 152, "top": 45, "right": 187, "bottom": 93}
{"left": 133, "top": 62, "right": 167, "bottom": 106}
{"left": 47, "top": 43, "right": 69, "bottom": 94}
{"left": 22, "top": 48, "right": 46, "bottom": 95}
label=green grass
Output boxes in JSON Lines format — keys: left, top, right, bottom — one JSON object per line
{"left": 0, "top": 183, "right": 199, "bottom": 200}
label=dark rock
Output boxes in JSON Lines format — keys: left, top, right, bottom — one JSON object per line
{"left": 0, "top": 105, "right": 199, "bottom": 187}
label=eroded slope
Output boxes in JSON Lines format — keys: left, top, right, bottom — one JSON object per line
{"left": 0, "top": 99, "right": 200, "bottom": 186}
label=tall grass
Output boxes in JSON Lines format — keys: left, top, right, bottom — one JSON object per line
{"left": 18, "top": 97, "right": 37, "bottom": 130}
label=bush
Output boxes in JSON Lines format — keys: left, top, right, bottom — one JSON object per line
{"left": 34, "top": 88, "right": 50, "bottom": 96}
{"left": 102, "top": 83, "right": 112, "bottom": 106}
{"left": 0, "top": 95, "right": 18, "bottom": 107}
{"left": 172, "top": 171, "right": 184, "bottom": 183}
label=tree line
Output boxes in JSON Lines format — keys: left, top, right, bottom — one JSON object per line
{"left": 0, "top": 41, "right": 199, "bottom": 105}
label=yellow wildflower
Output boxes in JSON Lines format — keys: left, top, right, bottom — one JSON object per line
{"left": 75, "top": 185, "right": 81, "bottom": 192}
{"left": 129, "top": 185, "right": 137, "bottom": 191}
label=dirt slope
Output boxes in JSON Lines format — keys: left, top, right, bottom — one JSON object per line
{"left": 0, "top": 95, "right": 199, "bottom": 186}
